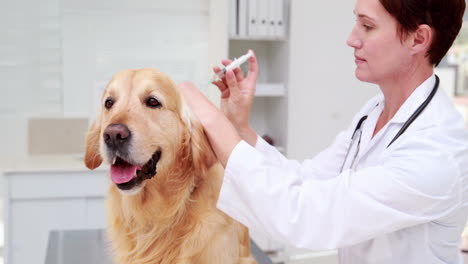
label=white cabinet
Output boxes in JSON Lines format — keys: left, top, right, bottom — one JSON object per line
{"left": 3, "top": 164, "right": 108, "bottom": 264}
{"left": 228, "top": 39, "right": 290, "bottom": 153}
{"left": 223, "top": 0, "right": 291, "bottom": 261}
{"left": 226, "top": 0, "right": 290, "bottom": 154}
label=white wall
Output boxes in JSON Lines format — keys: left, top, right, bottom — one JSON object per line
{"left": 0, "top": 0, "right": 387, "bottom": 160}
{"left": 0, "top": 0, "right": 63, "bottom": 157}
{"left": 0, "top": 0, "right": 218, "bottom": 158}
{"left": 287, "top": 0, "right": 378, "bottom": 160}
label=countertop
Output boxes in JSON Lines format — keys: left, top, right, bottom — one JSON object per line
{"left": 0, "top": 154, "right": 108, "bottom": 174}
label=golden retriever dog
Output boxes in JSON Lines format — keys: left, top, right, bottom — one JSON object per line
{"left": 84, "top": 68, "right": 257, "bottom": 264}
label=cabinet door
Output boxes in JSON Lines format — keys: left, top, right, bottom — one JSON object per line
{"left": 86, "top": 198, "right": 107, "bottom": 229}
{"left": 9, "top": 199, "right": 86, "bottom": 264}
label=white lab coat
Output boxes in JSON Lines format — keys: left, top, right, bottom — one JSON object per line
{"left": 217, "top": 75, "right": 468, "bottom": 264}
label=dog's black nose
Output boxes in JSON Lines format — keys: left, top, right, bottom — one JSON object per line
{"left": 104, "top": 123, "right": 131, "bottom": 149}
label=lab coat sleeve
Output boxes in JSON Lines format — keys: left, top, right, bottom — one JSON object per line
{"left": 254, "top": 131, "right": 351, "bottom": 181}
{"left": 217, "top": 131, "right": 460, "bottom": 250}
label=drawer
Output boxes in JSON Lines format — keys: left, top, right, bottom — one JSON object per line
{"left": 7, "top": 170, "right": 109, "bottom": 200}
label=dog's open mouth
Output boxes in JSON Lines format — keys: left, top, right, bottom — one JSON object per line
{"left": 110, "top": 150, "right": 161, "bottom": 190}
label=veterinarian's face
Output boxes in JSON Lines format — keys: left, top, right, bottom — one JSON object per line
{"left": 347, "top": 0, "right": 413, "bottom": 84}
{"left": 98, "top": 69, "right": 185, "bottom": 193}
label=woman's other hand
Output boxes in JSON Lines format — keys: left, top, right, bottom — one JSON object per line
{"left": 212, "top": 49, "right": 258, "bottom": 146}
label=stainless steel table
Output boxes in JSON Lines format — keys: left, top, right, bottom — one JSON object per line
{"left": 45, "top": 229, "right": 274, "bottom": 264}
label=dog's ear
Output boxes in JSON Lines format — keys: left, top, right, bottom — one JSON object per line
{"left": 84, "top": 117, "right": 103, "bottom": 170}
{"left": 189, "top": 119, "right": 217, "bottom": 174}
{"left": 179, "top": 97, "right": 217, "bottom": 174}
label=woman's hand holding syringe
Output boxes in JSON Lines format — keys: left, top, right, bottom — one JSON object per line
{"left": 211, "top": 50, "right": 259, "bottom": 147}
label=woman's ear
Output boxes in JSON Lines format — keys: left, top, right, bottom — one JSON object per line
{"left": 411, "top": 24, "right": 432, "bottom": 56}
{"left": 84, "top": 117, "right": 103, "bottom": 170}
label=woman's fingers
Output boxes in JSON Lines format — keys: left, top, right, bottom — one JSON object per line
{"left": 221, "top": 60, "right": 244, "bottom": 82}
{"left": 213, "top": 51, "right": 257, "bottom": 95}
{"left": 212, "top": 67, "right": 230, "bottom": 98}
{"left": 225, "top": 70, "right": 240, "bottom": 97}
{"left": 213, "top": 63, "right": 228, "bottom": 84}
{"left": 233, "top": 67, "right": 245, "bottom": 82}
{"left": 212, "top": 80, "right": 230, "bottom": 98}
{"left": 221, "top": 59, "right": 245, "bottom": 82}
{"left": 213, "top": 62, "right": 243, "bottom": 89}
{"left": 221, "top": 88, "right": 230, "bottom": 99}
{"left": 246, "top": 50, "right": 258, "bottom": 83}
{"left": 221, "top": 59, "right": 232, "bottom": 66}
{"left": 212, "top": 79, "right": 227, "bottom": 92}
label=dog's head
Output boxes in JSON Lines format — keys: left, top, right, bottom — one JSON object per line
{"left": 84, "top": 68, "right": 215, "bottom": 195}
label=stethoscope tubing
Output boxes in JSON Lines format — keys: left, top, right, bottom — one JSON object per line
{"left": 339, "top": 75, "right": 440, "bottom": 173}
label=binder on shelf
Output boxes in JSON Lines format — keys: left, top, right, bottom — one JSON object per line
{"left": 238, "top": 0, "right": 248, "bottom": 37}
{"left": 256, "top": 0, "right": 269, "bottom": 37}
{"left": 268, "top": 0, "right": 277, "bottom": 36}
{"left": 230, "top": 0, "right": 287, "bottom": 39}
{"left": 247, "top": 0, "right": 258, "bottom": 37}
{"left": 274, "top": 0, "right": 286, "bottom": 37}
{"left": 229, "top": 0, "right": 237, "bottom": 37}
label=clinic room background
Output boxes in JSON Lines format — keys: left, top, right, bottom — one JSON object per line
{"left": 1, "top": 0, "right": 468, "bottom": 264}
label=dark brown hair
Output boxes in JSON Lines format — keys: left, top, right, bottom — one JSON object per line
{"left": 380, "top": 0, "right": 466, "bottom": 66}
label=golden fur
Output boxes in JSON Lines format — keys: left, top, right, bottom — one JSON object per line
{"left": 84, "top": 68, "right": 256, "bottom": 264}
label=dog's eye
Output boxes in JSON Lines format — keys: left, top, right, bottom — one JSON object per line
{"left": 146, "top": 97, "right": 161, "bottom": 108}
{"left": 105, "top": 98, "right": 114, "bottom": 109}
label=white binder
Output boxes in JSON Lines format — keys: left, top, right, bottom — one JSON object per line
{"left": 256, "top": 0, "right": 269, "bottom": 37}
{"left": 247, "top": 0, "right": 258, "bottom": 37}
{"left": 229, "top": 0, "right": 237, "bottom": 37}
{"left": 274, "top": 0, "right": 286, "bottom": 37}
{"left": 239, "top": 0, "right": 248, "bottom": 37}
{"left": 268, "top": 0, "right": 277, "bottom": 36}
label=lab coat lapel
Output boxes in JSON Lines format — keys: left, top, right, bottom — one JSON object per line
{"left": 351, "top": 102, "right": 385, "bottom": 168}
{"left": 351, "top": 75, "right": 437, "bottom": 169}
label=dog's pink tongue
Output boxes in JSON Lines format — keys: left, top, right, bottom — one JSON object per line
{"left": 110, "top": 164, "right": 138, "bottom": 184}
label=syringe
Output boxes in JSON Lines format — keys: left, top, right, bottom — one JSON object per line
{"left": 212, "top": 50, "right": 254, "bottom": 82}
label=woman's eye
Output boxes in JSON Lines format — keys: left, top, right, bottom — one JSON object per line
{"left": 105, "top": 98, "right": 114, "bottom": 109}
{"left": 146, "top": 97, "right": 161, "bottom": 108}
{"left": 363, "top": 24, "right": 373, "bottom": 31}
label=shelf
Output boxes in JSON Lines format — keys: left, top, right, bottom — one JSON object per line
{"left": 255, "top": 83, "right": 286, "bottom": 97}
{"left": 229, "top": 36, "right": 288, "bottom": 41}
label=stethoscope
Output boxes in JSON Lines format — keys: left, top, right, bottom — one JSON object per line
{"left": 339, "top": 75, "right": 440, "bottom": 173}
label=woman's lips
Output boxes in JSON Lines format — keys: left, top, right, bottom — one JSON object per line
{"left": 355, "top": 56, "right": 366, "bottom": 64}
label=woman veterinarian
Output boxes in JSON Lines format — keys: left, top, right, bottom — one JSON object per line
{"left": 180, "top": 0, "right": 468, "bottom": 262}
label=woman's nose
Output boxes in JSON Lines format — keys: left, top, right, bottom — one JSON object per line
{"left": 346, "top": 29, "right": 362, "bottom": 49}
